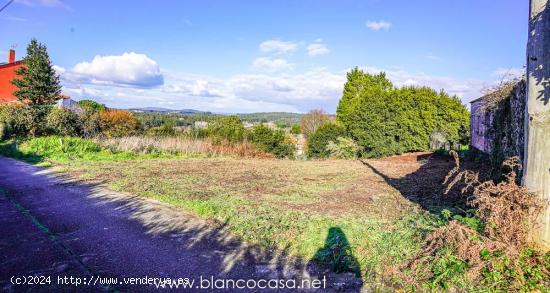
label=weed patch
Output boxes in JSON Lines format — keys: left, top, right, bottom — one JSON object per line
{"left": 402, "top": 151, "right": 550, "bottom": 291}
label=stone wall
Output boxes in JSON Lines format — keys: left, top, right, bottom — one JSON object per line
{"left": 470, "top": 100, "right": 494, "bottom": 153}
{"left": 470, "top": 80, "right": 526, "bottom": 166}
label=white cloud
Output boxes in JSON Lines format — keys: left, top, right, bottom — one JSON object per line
{"left": 306, "top": 42, "right": 330, "bottom": 57}
{"left": 1, "top": 15, "right": 27, "bottom": 22}
{"left": 15, "top": 0, "right": 64, "bottom": 7}
{"left": 162, "top": 74, "right": 226, "bottom": 98}
{"left": 403, "top": 79, "right": 418, "bottom": 86}
{"left": 425, "top": 54, "right": 443, "bottom": 62}
{"left": 57, "top": 55, "right": 495, "bottom": 113}
{"left": 259, "top": 39, "right": 299, "bottom": 54}
{"left": 359, "top": 66, "right": 490, "bottom": 103}
{"left": 366, "top": 20, "right": 392, "bottom": 31}
{"left": 60, "top": 52, "right": 164, "bottom": 88}
{"left": 252, "top": 57, "right": 293, "bottom": 71}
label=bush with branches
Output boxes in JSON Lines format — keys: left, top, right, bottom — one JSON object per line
{"left": 0, "top": 104, "right": 34, "bottom": 138}
{"left": 400, "top": 152, "right": 549, "bottom": 291}
{"left": 206, "top": 116, "right": 245, "bottom": 144}
{"left": 326, "top": 137, "right": 358, "bottom": 159}
{"left": 290, "top": 124, "right": 301, "bottom": 135}
{"left": 78, "top": 99, "right": 106, "bottom": 113}
{"left": 247, "top": 124, "right": 294, "bottom": 158}
{"left": 300, "top": 109, "right": 331, "bottom": 139}
{"left": 307, "top": 122, "right": 347, "bottom": 158}
{"left": 46, "top": 108, "right": 82, "bottom": 136}
{"left": 99, "top": 110, "right": 138, "bottom": 138}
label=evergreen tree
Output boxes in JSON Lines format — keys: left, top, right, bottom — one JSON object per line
{"left": 11, "top": 38, "right": 61, "bottom": 106}
{"left": 336, "top": 68, "right": 470, "bottom": 157}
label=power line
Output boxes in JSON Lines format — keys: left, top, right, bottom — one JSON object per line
{"left": 0, "top": 0, "right": 14, "bottom": 13}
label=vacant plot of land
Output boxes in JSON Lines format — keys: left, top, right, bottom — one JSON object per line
{"left": 54, "top": 152, "right": 456, "bottom": 284}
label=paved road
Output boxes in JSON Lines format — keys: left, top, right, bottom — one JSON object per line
{"left": 0, "top": 157, "right": 361, "bottom": 292}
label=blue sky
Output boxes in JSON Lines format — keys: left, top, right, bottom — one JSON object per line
{"left": 0, "top": 0, "right": 527, "bottom": 113}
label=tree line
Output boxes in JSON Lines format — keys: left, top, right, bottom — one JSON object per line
{"left": 1, "top": 39, "right": 470, "bottom": 160}
{"left": 302, "top": 68, "right": 470, "bottom": 158}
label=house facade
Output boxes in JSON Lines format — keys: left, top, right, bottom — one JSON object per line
{"left": 56, "top": 96, "right": 83, "bottom": 113}
{"left": 0, "top": 50, "right": 24, "bottom": 103}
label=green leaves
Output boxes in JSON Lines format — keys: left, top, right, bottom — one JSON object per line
{"left": 247, "top": 124, "right": 294, "bottom": 158}
{"left": 206, "top": 116, "right": 245, "bottom": 144}
{"left": 306, "top": 122, "right": 346, "bottom": 158}
{"left": 336, "top": 68, "right": 470, "bottom": 158}
{"left": 12, "top": 39, "right": 61, "bottom": 106}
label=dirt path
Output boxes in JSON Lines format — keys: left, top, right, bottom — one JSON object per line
{"left": 0, "top": 157, "right": 362, "bottom": 292}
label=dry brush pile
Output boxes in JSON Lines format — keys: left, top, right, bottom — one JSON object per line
{"left": 400, "top": 151, "right": 549, "bottom": 290}
{"left": 97, "top": 136, "right": 274, "bottom": 159}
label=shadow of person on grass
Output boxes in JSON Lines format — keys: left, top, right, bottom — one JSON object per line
{"left": 0, "top": 157, "right": 368, "bottom": 292}
{"left": 309, "top": 227, "right": 362, "bottom": 292}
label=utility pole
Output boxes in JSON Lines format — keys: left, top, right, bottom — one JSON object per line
{"left": 525, "top": 0, "right": 550, "bottom": 247}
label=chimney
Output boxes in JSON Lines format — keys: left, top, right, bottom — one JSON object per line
{"left": 8, "top": 49, "right": 15, "bottom": 63}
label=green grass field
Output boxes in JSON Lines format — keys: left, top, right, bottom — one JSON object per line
{"left": 2, "top": 136, "right": 547, "bottom": 290}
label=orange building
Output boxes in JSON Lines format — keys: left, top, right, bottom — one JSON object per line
{"left": 0, "top": 50, "right": 24, "bottom": 103}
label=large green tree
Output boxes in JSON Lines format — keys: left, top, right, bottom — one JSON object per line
{"left": 336, "top": 68, "right": 469, "bottom": 157}
{"left": 12, "top": 38, "right": 61, "bottom": 106}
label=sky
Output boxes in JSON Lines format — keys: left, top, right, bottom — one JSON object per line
{"left": 0, "top": 0, "right": 528, "bottom": 113}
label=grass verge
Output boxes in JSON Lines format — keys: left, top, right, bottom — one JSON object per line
{"left": 3, "top": 136, "right": 547, "bottom": 290}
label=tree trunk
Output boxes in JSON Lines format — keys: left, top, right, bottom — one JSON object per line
{"left": 525, "top": 0, "right": 550, "bottom": 247}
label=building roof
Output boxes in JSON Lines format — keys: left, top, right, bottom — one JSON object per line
{"left": 470, "top": 79, "right": 524, "bottom": 104}
{"left": 469, "top": 96, "right": 487, "bottom": 104}
{"left": 0, "top": 60, "right": 23, "bottom": 69}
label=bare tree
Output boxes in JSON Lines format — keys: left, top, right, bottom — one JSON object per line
{"left": 524, "top": 0, "right": 550, "bottom": 246}
{"left": 300, "top": 109, "right": 330, "bottom": 139}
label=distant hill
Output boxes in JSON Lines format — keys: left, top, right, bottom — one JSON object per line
{"left": 129, "top": 109, "right": 303, "bottom": 128}
{"left": 128, "top": 107, "right": 211, "bottom": 115}
{"left": 237, "top": 112, "right": 303, "bottom": 127}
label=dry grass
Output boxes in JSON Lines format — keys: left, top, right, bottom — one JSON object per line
{"left": 477, "top": 77, "right": 521, "bottom": 113}
{"left": 444, "top": 151, "right": 546, "bottom": 246}
{"left": 402, "top": 151, "right": 549, "bottom": 290}
{"left": 55, "top": 152, "right": 443, "bottom": 287}
{"left": 97, "top": 136, "right": 273, "bottom": 158}
{"left": 63, "top": 156, "right": 421, "bottom": 217}
{"left": 404, "top": 220, "right": 512, "bottom": 283}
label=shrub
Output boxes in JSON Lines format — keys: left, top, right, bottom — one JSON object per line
{"left": 444, "top": 152, "right": 546, "bottom": 246}
{"left": 99, "top": 110, "right": 138, "bottom": 138}
{"left": 22, "top": 136, "right": 101, "bottom": 158}
{"left": 46, "top": 108, "right": 82, "bottom": 136}
{"left": 80, "top": 112, "right": 102, "bottom": 138}
{"left": 300, "top": 109, "right": 330, "bottom": 139}
{"left": 326, "top": 137, "right": 358, "bottom": 159}
{"left": 78, "top": 99, "right": 106, "bottom": 113}
{"left": 290, "top": 124, "right": 301, "bottom": 135}
{"left": 27, "top": 106, "right": 52, "bottom": 136}
{"left": 148, "top": 123, "right": 177, "bottom": 137}
{"left": 0, "top": 104, "right": 34, "bottom": 138}
{"left": 0, "top": 123, "right": 6, "bottom": 139}
{"left": 401, "top": 152, "right": 550, "bottom": 291}
{"left": 98, "top": 136, "right": 272, "bottom": 158}
{"left": 336, "top": 67, "right": 470, "bottom": 157}
{"left": 247, "top": 124, "right": 294, "bottom": 158}
{"left": 206, "top": 116, "right": 245, "bottom": 144}
{"left": 307, "top": 123, "right": 346, "bottom": 158}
